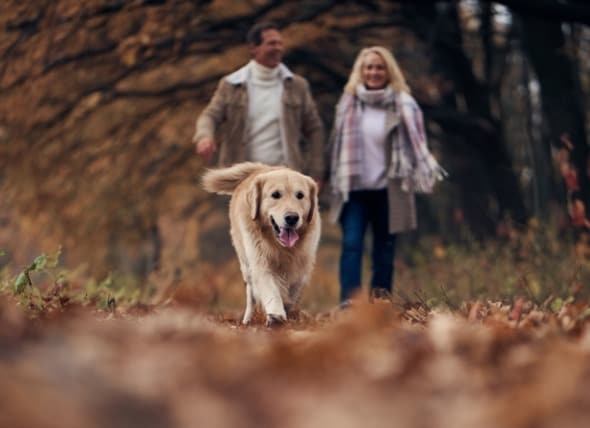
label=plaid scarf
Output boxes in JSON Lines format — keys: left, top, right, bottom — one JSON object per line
{"left": 390, "top": 92, "right": 447, "bottom": 193}
{"left": 330, "top": 86, "right": 396, "bottom": 198}
{"left": 331, "top": 88, "right": 445, "bottom": 202}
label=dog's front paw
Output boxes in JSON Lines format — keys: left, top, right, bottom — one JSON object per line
{"left": 242, "top": 311, "right": 253, "bottom": 325}
{"left": 265, "top": 314, "right": 286, "bottom": 328}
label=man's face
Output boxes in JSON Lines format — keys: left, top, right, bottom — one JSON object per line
{"left": 251, "top": 29, "right": 284, "bottom": 68}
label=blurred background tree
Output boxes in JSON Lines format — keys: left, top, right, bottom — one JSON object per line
{"left": 0, "top": 0, "right": 588, "bottom": 280}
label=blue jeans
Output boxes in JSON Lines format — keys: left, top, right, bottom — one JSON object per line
{"left": 339, "top": 189, "right": 397, "bottom": 302}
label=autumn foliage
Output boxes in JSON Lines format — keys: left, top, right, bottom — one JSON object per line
{"left": 1, "top": 1, "right": 590, "bottom": 426}
{"left": 1, "top": 228, "right": 590, "bottom": 427}
{"left": 1, "top": 291, "right": 590, "bottom": 428}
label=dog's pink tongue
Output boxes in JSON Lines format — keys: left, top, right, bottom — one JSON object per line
{"left": 279, "top": 228, "right": 299, "bottom": 248}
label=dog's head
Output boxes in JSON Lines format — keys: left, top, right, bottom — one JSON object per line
{"left": 247, "top": 169, "right": 318, "bottom": 248}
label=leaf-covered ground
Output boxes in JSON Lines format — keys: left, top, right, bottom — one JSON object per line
{"left": 1, "top": 293, "right": 590, "bottom": 428}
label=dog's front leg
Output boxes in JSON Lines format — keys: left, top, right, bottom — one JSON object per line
{"left": 254, "top": 273, "right": 287, "bottom": 326}
{"left": 242, "top": 282, "right": 255, "bottom": 325}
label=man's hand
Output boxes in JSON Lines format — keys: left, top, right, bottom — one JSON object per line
{"left": 195, "top": 137, "right": 217, "bottom": 163}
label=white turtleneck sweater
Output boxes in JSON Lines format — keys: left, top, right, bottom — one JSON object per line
{"left": 246, "top": 60, "right": 284, "bottom": 165}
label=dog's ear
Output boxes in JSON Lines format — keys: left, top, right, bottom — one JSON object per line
{"left": 307, "top": 178, "right": 318, "bottom": 223}
{"left": 247, "top": 177, "right": 262, "bottom": 220}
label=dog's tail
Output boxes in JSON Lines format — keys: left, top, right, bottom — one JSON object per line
{"left": 202, "top": 162, "right": 271, "bottom": 195}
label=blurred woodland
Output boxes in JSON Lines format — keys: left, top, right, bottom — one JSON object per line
{"left": 2, "top": 3, "right": 590, "bottom": 428}
{"left": 1, "top": 0, "right": 590, "bottom": 281}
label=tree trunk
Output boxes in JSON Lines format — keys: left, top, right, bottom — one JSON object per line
{"left": 403, "top": 2, "right": 529, "bottom": 236}
{"left": 521, "top": 16, "right": 590, "bottom": 227}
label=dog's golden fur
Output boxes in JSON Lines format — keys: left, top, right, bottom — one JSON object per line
{"left": 202, "top": 162, "right": 321, "bottom": 326}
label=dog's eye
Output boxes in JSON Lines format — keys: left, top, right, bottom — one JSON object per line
{"left": 271, "top": 191, "right": 281, "bottom": 199}
{"left": 296, "top": 192, "right": 304, "bottom": 200}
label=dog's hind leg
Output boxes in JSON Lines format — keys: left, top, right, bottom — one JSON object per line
{"left": 242, "top": 282, "right": 255, "bottom": 325}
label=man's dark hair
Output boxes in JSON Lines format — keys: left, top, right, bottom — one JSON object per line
{"left": 246, "top": 22, "right": 280, "bottom": 46}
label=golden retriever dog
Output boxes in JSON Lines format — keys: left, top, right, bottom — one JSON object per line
{"left": 202, "top": 162, "right": 321, "bottom": 326}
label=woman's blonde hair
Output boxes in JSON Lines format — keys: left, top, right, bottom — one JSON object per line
{"left": 343, "top": 46, "right": 410, "bottom": 94}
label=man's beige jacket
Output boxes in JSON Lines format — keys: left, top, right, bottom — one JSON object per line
{"left": 193, "top": 63, "right": 325, "bottom": 179}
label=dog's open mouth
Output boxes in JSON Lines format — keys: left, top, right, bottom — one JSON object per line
{"left": 271, "top": 216, "right": 299, "bottom": 248}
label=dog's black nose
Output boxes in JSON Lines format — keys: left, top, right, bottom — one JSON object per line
{"left": 284, "top": 213, "right": 299, "bottom": 227}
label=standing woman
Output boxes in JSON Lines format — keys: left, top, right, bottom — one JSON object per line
{"left": 328, "top": 46, "right": 445, "bottom": 303}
